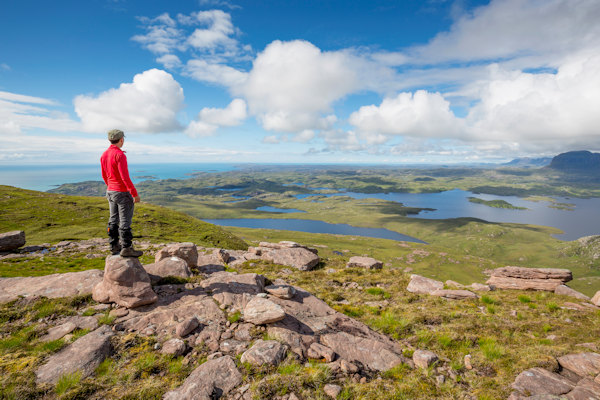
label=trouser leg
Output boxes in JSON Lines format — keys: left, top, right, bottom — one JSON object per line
{"left": 116, "top": 192, "right": 135, "bottom": 248}
{"left": 106, "top": 191, "right": 120, "bottom": 247}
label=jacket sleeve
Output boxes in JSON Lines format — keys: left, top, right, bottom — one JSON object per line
{"left": 116, "top": 153, "right": 138, "bottom": 197}
{"left": 100, "top": 156, "right": 109, "bottom": 186}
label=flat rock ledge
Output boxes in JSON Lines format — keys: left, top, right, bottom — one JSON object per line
{"left": 509, "top": 352, "right": 600, "bottom": 399}
{"left": 0, "top": 269, "right": 103, "bottom": 304}
{"left": 487, "top": 266, "right": 572, "bottom": 292}
{"left": 406, "top": 274, "right": 443, "bottom": 295}
{"left": 0, "top": 230, "right": 26, "bottom": 252}
{"left": 36, "top": 325, "right": 114, "bottom": 385}
{"left": 346, "top": 256, "right": 383, "bottom": 270}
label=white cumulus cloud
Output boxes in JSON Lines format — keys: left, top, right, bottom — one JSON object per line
{"left": 185, "top": 98, "right": 247, "bottom": 137}
{"left": 238, "top": 40, "right": 358, "bottom": 135}
{"left": 74, "top": 69, "right": 184, "bottom": 134}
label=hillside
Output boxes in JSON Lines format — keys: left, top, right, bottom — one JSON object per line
{"left": 0, "top": 185, "right": 247, "bottom": 250}
{"left": 549, "top": 150, "right": 600, "bottom": 171}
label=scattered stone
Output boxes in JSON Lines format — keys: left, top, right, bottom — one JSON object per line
{"left": 555, "top": 285, "right": 590, "bottom": 301}
{"left": 321, "top": 332, "right": 403, "bottom": 372}
{"left": 163, "top": 356, "right": 242, "bottom": 400}
{"left": 307, "top": 342, "right": 336, "bottom": 362}
{"left": 339, "top": 359, "right": 359, "bottom": 374}
{"left": 207, "top": 352, "right": 223, "bottom": 360}
{"left": 69, "top": 316, "right": 99, "bottom": 331}
{"left": 406, "top": 274, "right": 443, "bottom": 295}
{"left": 346, "top": 256, "right": 383, "bottom": 270}
{"left": 36, "top": 326, "right": 114, "bottom": 384}
{"left": 430, "top": 289, "right": 478, "bottom": 300}
{"left": 568, "top": 378, "right": 600, "bottom": 399}
{"left": 464, "top": 354, "right": 473, "bottom": 370}
{"left": 324, "top": 383, "right": 342, "bottom": 399}
{"left": 470, "top": 283, "right": 492, "bottom": 291}
{"left": 92, "top": 256, "right": 157, "bottom": 309}
{"left": 214, "top": 248, "right": 231, "bottom": 263}
{"left": 0, "top": 269, "right": 103, "bottom": 304}
{"left": 436, "top": 375, "right": 446, "bottom": 385}
{"left": 201, "top": 272, "right": 265, "bottom": 309}
{"left": 155, "top": 243, "right": 198, "bottom": 269}
{"left": 144, "top": 256, "right": 191, "bottom": 282}
{"left": 40, "top": 322, "right": 77, "bottom": 342}
{"left": 161, "top": 338, "right": 187, "bottom": 356}
{"left": 93, "top": 304, "right": 111, "bottom": 311}
{"left": 487, "top": 267, "right": 572, "bottom": 291}
{"left": 413, "top": 349, "right": 439, "bottom": 369}
{"left": 176, "top": 317, "right": 199, "bottom": 338}
{"left": 558, "top": 352, "right": 600, "bottom": 377}
{"left": 445, "top": 280, "right": 464, "bottom": 288}
{"left": 511, "top": 368, "right": 574, "bottom": 396}
{"left": 265, "top": 284, "right": 296, "bottom": 299}
{"left": 243, "top": 296, "right": 286, "bottom": 325}
{"left": 0, "top": 230, "right": 26, "bottom": 252}
{"left": 240, "top": 339, "right": 287, "bottom": 366}
{"left": 219, "top": 339, "right": 247, "bottom": 355}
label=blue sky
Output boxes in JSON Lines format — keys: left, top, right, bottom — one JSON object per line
{"left": 1, "top": 0, "right": 599, "bottom": 165}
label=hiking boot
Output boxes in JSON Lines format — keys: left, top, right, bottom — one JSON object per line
{"left": 110, "top": 244, "right": 122, "bottom": 255}
{"left": 120, "top": 247, "right": 143, "bottom": 257}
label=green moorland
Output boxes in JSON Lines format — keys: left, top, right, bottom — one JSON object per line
{"left": 0, "top": 184, "right": 600, "bottom": 399}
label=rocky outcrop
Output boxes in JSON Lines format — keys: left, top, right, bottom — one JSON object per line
{"left": 413, "top": 349, "right": 439, "bottom": 369}
{"left": 163, "top": 356, "right": 242, "bottom": 400}
{"left": 0, "top": 269, "right": 103, "bottom": 303}
{"left": 0, "top": 230, "right": 26, "bottom": 252}
{"left": 261, "top": 246, "right": 320, "bottom": 271}
{"left": 486, "top": 267, "right": 572, "bottom": 291}
{"left": 430, "top": 289, "right": 478, "bottom": 300}
{"left": 510, "top": 352, "right": 600, "bottom": 399}
{"left": 155, "top": 242, "right": 198, "bottom": 268}
{"left": 40, "top": 321, "right": 78, "bottom": 342}
{"left": 591, "top": 291, "right": 600, "bottom": 307}
{"left": 265, "top": 284, "right": 296, "bottom": 299}
{"left": 200, "top": 272, "right": 265, "bottom": 310}
{"left": 406, "top": 274, "right": 443, "bottom": 294}
{"left": 240, "top": 339, "right": 287, "bottom": 366}
{"left": 144, "top": 256, "right": 191, "bottom": 282}
{"left": 92, "top": 256, "right": 157, "bottom": 309}
{"left": 36, "top": 326, "right": 114, "bottom": 384}
{"left": 346, "top": 256, "right": 383, "bottom": 270}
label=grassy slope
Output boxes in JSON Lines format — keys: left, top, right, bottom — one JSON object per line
{"left": 0, "top": 185, "right": 247, "bottom": 250}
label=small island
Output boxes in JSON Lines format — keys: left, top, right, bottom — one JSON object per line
{"left": 468, "top": 197, "right": 527, "bottom": 210}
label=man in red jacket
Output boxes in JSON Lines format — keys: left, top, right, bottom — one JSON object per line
{"left": 100, "top": 129, "right": 143, "bottom": 257}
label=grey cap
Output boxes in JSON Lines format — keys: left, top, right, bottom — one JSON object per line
{"left": 107, "top": 129, "right": 124, "bottom": 141}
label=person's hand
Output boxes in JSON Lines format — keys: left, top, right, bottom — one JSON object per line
{"left": 134, "top": 196, "right": 141, "bottom": 203}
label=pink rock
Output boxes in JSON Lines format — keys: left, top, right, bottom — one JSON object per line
{"left": 144, "top": 256, "right": 191, "bottom": 281}
{"left": 413, "top": 349, "right": 438, "bottom": 369}
{"left": 554, "top": 285, "right": 590, "bottom": 301}
{"left": 155, "top": 242, "right": 198, "bottom": 268}
{"left": 406, "top": 274, "right": 443, "bottom": 294}
{"left": 511, "top": 367, "right": 574, "bottom": 396}
{"left": 0, "top": 230, "right": 25, "bottom": 252}
{"left": 430, "top": 289, "right": 478, "bottom": 300}
{"left": 240, "top": 339, "right": 287, "bottom": 366}
{"left": 346, "top": 256, "right": 383, "bottom": 270}
{"left": 243, "top": 297, "right": 286, "bottom": 325}
{"left": 261, "top": 247, "right": 320, "bottom": 271}
{"left": 558, "top": 352, "right": 600, "bottom": 377}
{"left": 92, "top": 256, "right": 157, "bottom": 309}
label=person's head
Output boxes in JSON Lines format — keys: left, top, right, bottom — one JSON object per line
{"left": 107, "top": 129, "right": 125, "bottom": 146}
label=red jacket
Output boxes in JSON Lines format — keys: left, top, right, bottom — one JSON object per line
{"left": 100, "top": 145, "right": 138, "bottom": 197}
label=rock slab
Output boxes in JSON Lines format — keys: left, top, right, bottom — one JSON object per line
{"left": 243, "top": 296, "right": 286, "bottom": 325}
{"left": 155, "top": 242, "right": 198, "bottom": 268}
{"left": 413, "top": 349, "right": 439, "bottom": 369}
{"left": 487, "top": 267, "right": 572, "bottom": 291}
{"left": 163, "top": 356, "right": 242, "bottom": 400}
{"left": 144, "top": 256, "right": 191, "bottom": 282}
{"left": 406, "top": 274, "right": 444, "bottom": 295}
{"left": 511, "top": 368, "right": 574, "bottom": 396}
{"left": 240, "top": 339, "right": 287, "bottom": 366}
{"left": 92, "top": 255, "right": 157, "bottom": 309}
{"left": 36, "top": 325, "right": 114, "bottom": 384}
{"left": 0, "top": 230, "right": 26, "bottom": 252}
{"left": 262, "top": 247, "right": 320, "bottom": 271}
{"left": 346, "top": 256, "right": 383, "bottom": 270}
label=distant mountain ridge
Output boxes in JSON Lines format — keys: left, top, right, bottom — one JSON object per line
{"left": 503, "top": 157, "right": 552, "bottom": 167}
{"left": 549, "top": 150, "right": 600, "bottom": 170}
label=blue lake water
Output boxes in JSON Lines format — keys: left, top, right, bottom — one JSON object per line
{"left": 0, "top": 163, "right": 237, "bottom": 192}
{"left": 203, "top": 218, "right": 426, "bottom": 243}
{"left": 296, "top": 189, "right": 600, "bottom": 240}
{"left": 256, "top": 206, "right": 306, "bottom": 213}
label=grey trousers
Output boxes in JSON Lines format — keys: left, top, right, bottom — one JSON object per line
{"left": 106, "top": 191, "right": 134, "bottom": 248}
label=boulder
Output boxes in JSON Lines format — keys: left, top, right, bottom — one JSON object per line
{"left": 554, "top": 285, "right": 590, "bottom": 301}
{"left": 40, "top": 322, "right": 77, "bottom": 342}
{"left": 201, "top": 272, "right": 265, "bottom": 309}
{"left": 219, "top": 339, "right": 247, "bottom": 355}
{"left": 92, "top": 255, "right": 157, "bottom": 309}
{"left": 0, "top": 269, "right": 103, "bottom": 304}
{"left": 470, "top": 283, "right": 493, "bottom": 291}
{"left": 591, "top": 291, "right": 600, "bottom": 307}
{"left": 430, "top": 289, "right": 478, "bottom": 300}
{"left": 36, "top": 326, "right": 114, "bottom": 384}
{"left": 163, "top": 356, "right": 242, "bottom": 400}
{"left": 155, "top": 243, "right": 198, "bottom": 268}
{"left": 558, "top": 353, "right": 600, "bottom": 377}
{"left": 486, "top": 276, "right": 566, "bottom": 291}
{"left": 176, "top": 317, "right": 199, "bottom": 337}
{"left": 261, "top": 247, "right": 320, "bottom": 271}
{"left": 324, "top": 384, "right": 342, "bottom": 399}
{"left": 321, "top": 331, "right": 403, "bottom": 372}
{"left": 0, "top": 230, "right": 26, "bottom": 252}
{"left": 567, "top": 378, "right": 600, "bottom": 399}
{"left": 161, "top": 338, "right": 187, "bottom": 356}
{"left": 487, "top": 267, "right": 572, "bottom": 292}
{"left": 143, "top": 256, "right": 191, "bottom": 282}
{"left": 265, "top": 284, "right": 296, "bottom": 299}
{"left": 413, "top": 349, "right": 439, "bottom": 369}
{"left": 240, "top": 339, "right": 288, "bottom": 366}
{"left": 243, "top": 296, "right": 286, "bottom": 325}
{"left": 346, "top": 256, "right": 383, "bottom": 270}
{"left": 68, "top": 316, "right": 99, "bottom": 331}
{"left": 511, "top": 368, "right": 575, "bottom": 396}
{"left": 406, "top": 274, "right": 443, "bottom": 294}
